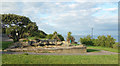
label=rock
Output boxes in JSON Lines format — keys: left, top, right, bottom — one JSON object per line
{"left": 38, "top": 43, "right": 45, "bottom": 46}
{"left": 74, "top": 42, "right": 77, "bottom": 44}
{"left": 57, "top": 42, "right": 63, "bottom": 45}
{"left": 35, "top": 39, "right": 41, "bottom": 43}
{"left": 9, "top": 46, "right": 16, "bottom": 49}
{"left": 38, "top": 46, "right": 42, "bottom": 48}
{"left": 28, "top": 41, "right": 35, "bottom": 46}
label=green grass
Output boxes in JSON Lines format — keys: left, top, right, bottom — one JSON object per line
{"left": 27, "top": 37, "right": 37, "bottom": 40}
{"left": 27, "top": 37, "right": 47, "bottom": 40}
{"left": 0, "top": 41, "right": 13, "bottom": 50}
{"left": 2, "top": 54, "right": 118, "bottom": 64}
{"left": 87, "top": 49, "right": 100, "bottom": 52}
{"left": 71, "top": 43, "right": 80, "bottom": 46}
{"left": 87, "top": 45, "right": 118, "bottom": 53}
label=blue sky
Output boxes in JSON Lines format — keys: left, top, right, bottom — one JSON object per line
{"left": 0, "top": 2, "right": 118, "bottom": 35}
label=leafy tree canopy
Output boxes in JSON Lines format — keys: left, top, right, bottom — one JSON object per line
{"left": 1, "top": 14, "right": 47, "bottom": 42}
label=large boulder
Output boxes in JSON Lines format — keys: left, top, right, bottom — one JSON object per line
{"left": 35, "top": 39, "right": 41, "bottom": 43}
{"left": 28, "top": 41, "right": 35, "bottom": 46}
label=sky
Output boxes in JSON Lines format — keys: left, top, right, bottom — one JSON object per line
{"left": 0, "top": 1, "right": 118, "bottom": 36}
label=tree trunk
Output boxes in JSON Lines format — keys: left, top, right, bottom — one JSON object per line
{"left": 12, "top": 30, "right": 19, "bottom": 42}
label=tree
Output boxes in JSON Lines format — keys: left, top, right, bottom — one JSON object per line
{"left": 58, "top": 34, "right": 64, "bottom": 41}
{"left": 105, "top": 35, "right": 115, "bottom": 47}
{"left": 67, "top": 32, "right": 72, "bottom": 42}
{"left": 53, "top": 31, "right": 57, "bottom": 35}
{"left": 1, "top": 14, "right": 32, "bottom": 42}
{"left": 6, "top": 25, "right": 21, "bottom": 42}
{"left": 79, "top": 35, "right": 94, "bottom": 45}
{"left": 94, "top": 35, "right": 115, "bottom": 47}
{"left": 97, "top": 35, "right": 106, "bottom": 47}
{"left": 1, "top": 14, "right": 47, "bottom": 42}
{"left": 46, "top": 31, "right": 64, "bottom": 41}
{"left": 67, "top": 32, "right": 75, "bottom": 43}
{"left": 79, "top": 35, "right": 116, "bottom": 47}
{"left": 52, "top": 31, "right": 61, "bottom": 41}
{"left": 113, "top": 42, "right": 119, "bottom": 49}
{"left": 46, "top": 34, "right": 53, "bottom": 39}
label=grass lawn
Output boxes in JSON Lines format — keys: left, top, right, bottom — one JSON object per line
{"left": 87, "top": 45, "right": 118, "bottom": 53}
{"left": 2, "top": 54, "right": 118, "bottom": 64}
{"left": 87, "top": 49, "right": 100, "bottom": 52}
{"left": 71, "top": 43, "right": 80, "bottom": 46}
{"left": 27, "top": 37, "right": 47, "bottom": 40}
{"left": 1, "top": 41, "right": 118, "bottom": 64}
{"left": 0, "top": 41, "right": 13, "bottom": 50}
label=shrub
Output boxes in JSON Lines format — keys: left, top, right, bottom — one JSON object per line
{"left": 30, "top": 30, "right": 47, "bottom": 38}
{"left": 71, "top": 44, "right": 79, "bottom": 46}
{"left": 67, "top": 32, "right": 75, "bottom": 43}
{"left": 94, "top": 35, "right": 107, "bottom": 47}
{"left": 27, "top": 37, "right": 40, "bottom": 40}
{"left": 113, "top": 42, "right": 119, "bottom": 49}
{"left": 22, "top": 39, "right": 29, "bottom": 42}
{"left": 23, "top": 53, "right": 29, "bottom": 55}
{"left": 58, "top": 34, "right": 65, "bottom": 41}
{"left": 94, "top": 35, "right": 116, "bottom": 47}
{"left": 79, "top": 35, "right": 116, "bottom": 48}
{"left": 46, "top": 34, "right": 53, "bottom": 39}
{"left": 46, "top": 33, "right": 65, "bottom": 41}
{"left": 79, "top": 35, "right": 94, "bottom": 46}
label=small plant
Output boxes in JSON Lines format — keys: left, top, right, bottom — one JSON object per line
{"left": 113, "top": 42, "right": 119, "bottom": 49}
{"left": 23, "top": 53, "right": 29, "bottom": 55}
{"left": 71, "top": 44, "right": 79, "bottom": 46}
{"left": 23, "top": 38, "right": 29, "bottom": 42}
{"left": 23, "top": 40, "right": 27, "bottom": 42}
{"left": 2, "top": 48, "right": 5, "bottom": 50}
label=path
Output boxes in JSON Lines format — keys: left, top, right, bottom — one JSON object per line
{"left": 1, "top": 50, "right": 118, "bottom": 55}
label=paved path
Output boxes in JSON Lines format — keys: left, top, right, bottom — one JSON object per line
{"left": 1, "top": 50, "right": 118, "bottom": 55}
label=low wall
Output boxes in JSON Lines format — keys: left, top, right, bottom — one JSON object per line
{"left": 54, "top": 47, "right": 86, "bottom": 53}
{"left": 5, "top": 46, "right": 87, "bottom": 53}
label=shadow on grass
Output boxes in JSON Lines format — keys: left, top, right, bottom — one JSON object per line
{"left": 87, "top": 49, "right": 100, "bottom": 52}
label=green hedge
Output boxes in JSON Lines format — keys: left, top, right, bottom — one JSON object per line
{"left": 79, "top": 35, "right": 116, "bottom": 48}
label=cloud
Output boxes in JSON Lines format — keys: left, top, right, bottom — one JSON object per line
{"left": 0, "top": 2, "right": 22, "bottom": 14}
{"left": 103, "top": 8, "right": 118, "bottom": 11}
{"left": 68, "top": 4, "right": 78, "bottom": 8}
{"left": 0, "top": 2, "right": 118, "bottom": 35}
{"left": 1, "top": 0, "right": 119, "bottom": 2}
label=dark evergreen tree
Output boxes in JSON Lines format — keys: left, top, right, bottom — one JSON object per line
{"left": 1, "top": 14, "right": 47, "bottom": 42}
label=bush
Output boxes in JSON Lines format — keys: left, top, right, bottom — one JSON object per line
{"left": 79, "top": 35, "right": 116, "bottom": 48}
{"left": 58, "top": 34, "right": 65, "bottom": 41}
{"left": 23, "top": 39, "right": 29, "bottom": 42}
{"left": 23, "top": 53, "right": 29, "bottom": 55}
{"left": 46, "top": 34, "right": 65, "bottom": 41}
{"left": 46, "top": 34, "right": 53, "bottom": 39}
{"left": 27, "top": 37, "right": 35, "bottom": 40}
{"left": 94, "top": 35, "right": 115, "bottom": 47}
{"left": 29, "top": 30, "right": 47, "bottom": 38}
{"left": 71, "top": 44, "right": 79, "bottom": 46}
{"left": 113, "top": 42, "right": 119, "bottom": 49}
{"left": 94, "top": 35, "right": 107, "bottom": 47}
{"left": 79, "top": 35, "right": 94, "bottom": 46}
{"left": 27, "top": 37, "right": 40, "bottom": 40}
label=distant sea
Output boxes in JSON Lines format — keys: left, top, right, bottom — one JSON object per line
{"left": 63, "top": 35, "right": 118, "bottom": 44}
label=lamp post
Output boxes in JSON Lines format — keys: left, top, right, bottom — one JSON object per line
{"left": 88, "top": 24, "right": 94, "bottom": 39}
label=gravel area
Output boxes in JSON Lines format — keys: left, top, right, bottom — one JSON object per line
{"left": 1, "top": 50, "right": 118, "bottom": 55}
